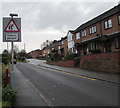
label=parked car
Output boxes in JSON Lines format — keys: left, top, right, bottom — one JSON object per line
{"left": 11, "top": 59, "right": 17, "bottom": 64}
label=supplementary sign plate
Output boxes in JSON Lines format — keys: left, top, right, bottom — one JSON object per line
{"left": 6, "top": 33, "right": 18, "bottom": 41}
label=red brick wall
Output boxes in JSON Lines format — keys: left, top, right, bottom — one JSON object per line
{"left": 80, "top": 52, "right": 120, "bottom": 73}
{"left": 52, "top": 60, "right": 79, "bottom": 67}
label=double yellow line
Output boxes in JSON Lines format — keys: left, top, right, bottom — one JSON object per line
{"left": 38, "top": 65, "right": 96, "bottom": 81}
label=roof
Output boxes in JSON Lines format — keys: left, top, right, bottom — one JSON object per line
{"left": 27, "top": 49, "right": 41, "bottom": 54}
{"left": 61, "top": 36, "right": 67, "bottom": 40}
{"left": 73, "top": 4, "right": 120, "bottom": 33}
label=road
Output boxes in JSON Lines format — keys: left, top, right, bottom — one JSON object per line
{"left": 14, "top": 59, "right": 118, "bottom": 106}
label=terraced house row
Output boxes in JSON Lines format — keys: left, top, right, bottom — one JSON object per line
{"left": 42, "top": 4, "right": 120, "bottom": 57}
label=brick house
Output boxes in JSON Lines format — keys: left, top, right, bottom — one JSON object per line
{"left": 42, "top": 40, "right": 61, "bottom": 57}
{"left": 72, "top": 4, "right": 120, "bottom": 55}
{"left": 27, "top": 49, "right": 42, "bottom": 58}
{"left": 42, "top": 46, "right": 51, "bottom": 57}
{"left": 42, "top": 37, "right": 68, "bottom": 57}
{"left": 61, "top": 36, "right": 68, "bottom": 56}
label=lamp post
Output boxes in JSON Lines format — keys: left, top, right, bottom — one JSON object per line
{"left": 9, "top": 13, "right": 18, "bottom": 87}
{"left": 9, "top": 13, "right": 18, "bottom": 71}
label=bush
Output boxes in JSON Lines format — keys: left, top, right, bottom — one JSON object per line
{"left": 48, "top": 51, "right": 59, "bottom": 61}
{"left": 2, "top": 101, "right": 11, "bottom": 108}
{"left": 17, "top": 56, "right": 26, "bottom": 62}
{"left": 2, "top": 50, "right": 10, "bottom": 65}
{"left": 2, "top": 85, "right": 17, "bottom": 103}
{"left": 2, "top": 65, "right": 8, "bottom": 86}
{"left": 74, "top": 57, "right": 80, "bottom": 60}
{"left": 63, "top": 52, "right": 75, "bottom": 61}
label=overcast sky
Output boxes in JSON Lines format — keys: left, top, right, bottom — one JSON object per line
{"left": 0, "top": 0, "right": 119, "bottom": 53}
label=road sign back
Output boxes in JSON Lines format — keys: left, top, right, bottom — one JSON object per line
{"left": 4, "top": 19, "right": 20, "bottom": 32}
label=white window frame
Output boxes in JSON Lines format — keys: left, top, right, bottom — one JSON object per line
{"left": 105, "top": 21, "right": 108, "bottom": 29}
{"left": 76, "top": 32, "right": 80, "bottom": 39}
{"left": 104, "top": 19, "right": 112, "bottom": 29}
{"left": 82, "top": 30, "right": 86, "bottom": 37}
{"left": 89, "top": 26, "right": 96, "bottom": 34}
{"left": 108, "top": 19, "right": 112, "bottom": 28}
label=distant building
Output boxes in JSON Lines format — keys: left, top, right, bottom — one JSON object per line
{"left": 27, "top": 49, "right": 42, "bottom": 58}
{"left": 42, "top": 46, "right": 51, "bottom": 57}
{"left": 60, "top": 36, "right": 68, "bottom": 56}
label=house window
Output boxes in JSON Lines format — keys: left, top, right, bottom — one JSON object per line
{"left": 89, "top": 26, "right": 97, "bottom": 34}
{"left": 94, "top": 26, "right": 97, "bottom": 32}
{"left": 104, "top": 19, "right": 112, "bottom": 29}
{"left": 118, "top": 15, "right": 120, "bottom": 24}
{"left": 58, "top": 46, "right": 61, "bottom": 49}
{"left": 88, "top": 42, "right": 98, "bottom": 50}
{"left": 82, "top": 30, "right": 86, "bottom": 37}
{"left": 76, "top": 32, "right": 80, "bottom": 39}
{"left": 62, "top": 41, "right": 64, "bottom": 44}
{"left": 115, "top": 38, "right": 120, "bottom": 49}
{"left": 89, "top": 28, "right": 92, "bottom": 34}
{"left": 72, "top": 35, "right": 74, "bottom": 40}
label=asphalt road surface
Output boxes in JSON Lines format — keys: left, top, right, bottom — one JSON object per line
{"left": 15, "top": 60, "right": 118, "bottom": 106}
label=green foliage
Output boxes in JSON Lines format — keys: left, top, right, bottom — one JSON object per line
{"left": 50, "top": 52, "right": 59, "bottom": 61}
{"left": 2, "top": 70, "right": 6, "bottom": 85}
{"left": 2, "top": 85, "right": 16, "bottom": 103}
{"left": 63, "top": 52, "right": 75, "bottom": 61}
{"left": 2, "top": 50, "right": 10, "bottom": 65}
{"left": 2, "top": 65, "right": 8, "bottom": 86}
{"left": 17, "top": 50, "right": 27, "bottom": 62}
{"left": 74, "top": 56, "right": 80, "bottom": 60}
{"left": 48, "top": 50, "right": 59, "bottom": 61}
{"left": 2, "top": 101, "right": 11, "bottom": 108}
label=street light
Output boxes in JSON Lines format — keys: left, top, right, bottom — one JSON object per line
{"left": 9, "top": 13, "right": 19, "bottom": 88}
{"left": 9, "top": 13, "right": 18, "bottom": 17}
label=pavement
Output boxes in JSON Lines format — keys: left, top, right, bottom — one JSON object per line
{"left": 12, "top": 65, "right": 49, "bottom": 107}
{"left": 34, "top": 59, "right": 119, "bottom": 84}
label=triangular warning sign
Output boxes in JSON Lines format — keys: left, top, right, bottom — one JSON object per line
{"left": 4, "top": 19, "right": 20, "bottom": 32}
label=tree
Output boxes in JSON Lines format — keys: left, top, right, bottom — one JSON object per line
{"left": 48, "top": 50, "right": 59, "bottom": 61}
{"left": 2, "top": 50, "right": 10, "bottom": 65}
{"left": 17, "top": 50, "right": 27, "bottom": 61}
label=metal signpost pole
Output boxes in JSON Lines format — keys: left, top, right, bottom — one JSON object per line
{"left": 11, "top": 42, "right": 14, "bottom": 71}
{"left": 10, "top": 15, "right": 14, "bottom": 87}
{"left": 3, "top": 13, "right": 21, "bottom": 87}
{"left": 11, "top": 42, "right": 14, "bottom": 87}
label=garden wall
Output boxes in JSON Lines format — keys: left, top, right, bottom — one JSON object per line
{"left": 56, "top": 60, "right": 79, "bottom": 67}
{"left": 80, "top": 52, "right": 120, "bottom": 73}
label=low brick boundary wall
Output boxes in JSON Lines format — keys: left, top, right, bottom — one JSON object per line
{"left": 56, "top": 60, "right": 79, "bottom": 67}
{"left": 47, "top": 60, "right": 79, "bottom": 67}
{"left": 80, "top": 52, "right": 120, "bottom": 73}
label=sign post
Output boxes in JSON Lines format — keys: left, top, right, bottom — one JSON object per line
{"left": 3, "top": 14, "right": 21, "bottom": 86}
